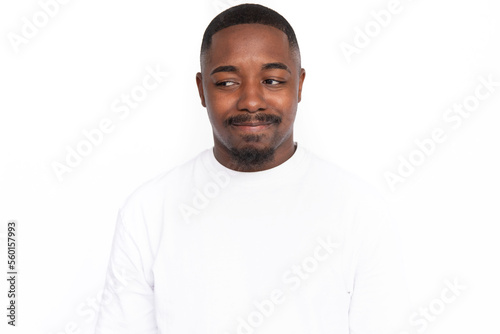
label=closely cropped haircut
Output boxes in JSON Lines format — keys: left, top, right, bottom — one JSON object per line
{"left": 200, "top": 3, "right": 301, "bottom": 67}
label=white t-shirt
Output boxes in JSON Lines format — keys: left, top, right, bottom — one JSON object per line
{"left": 95, "top": 143, "right": 411, "bottom": 334}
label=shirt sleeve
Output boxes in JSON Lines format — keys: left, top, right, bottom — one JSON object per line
{"left": 348, "top": 202, "right": 413, "bottom": 334}
{"left": 95, "top": 209, "right": 158, "bottom": 334}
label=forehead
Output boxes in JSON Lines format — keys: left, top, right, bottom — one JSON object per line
{"left": 203, "top": 24, "right": 295, "bottom": 71}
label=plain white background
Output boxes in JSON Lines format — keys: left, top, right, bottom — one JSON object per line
{"left": 1, "top": 0, "right": 499, "bottom": 333}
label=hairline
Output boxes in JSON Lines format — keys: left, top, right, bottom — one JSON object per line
{"left": 200, "top": 23, "right": 301, "bottom": 74}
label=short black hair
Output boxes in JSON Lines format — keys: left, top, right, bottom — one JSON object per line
{"left": 200, "top": 3, "right": 300, "bottom": 67}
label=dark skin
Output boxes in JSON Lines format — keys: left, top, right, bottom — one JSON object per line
{"left": 196, "top": 23, "right": 306, "bottom": 172}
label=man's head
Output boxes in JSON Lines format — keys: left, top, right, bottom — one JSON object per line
{"left": 200, "top": 4, "right": 301, "bottom": 71}
{"left": 196, "top": 4, "right": 306, "bottom": 172}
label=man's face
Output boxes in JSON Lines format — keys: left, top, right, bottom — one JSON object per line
{"left": 196, "top": 23, "right": 305, "bottom": 171}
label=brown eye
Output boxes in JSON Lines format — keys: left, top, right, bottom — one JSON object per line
{"left": 216, "top": 81, "right": 236, "bottom": 87}
{"left": 263, "top": 79, "right": 283, "bottom": 85}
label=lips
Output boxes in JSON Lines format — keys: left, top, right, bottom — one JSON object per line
{"left": 232, "top": 122, "right": 273, "bottom": 126}
{"left": 231, "top": 121, "right": 274, "bottom": 132}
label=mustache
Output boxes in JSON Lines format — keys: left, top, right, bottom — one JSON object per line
{"left": 224, "top": 113, "right": 282, "bottom": 127}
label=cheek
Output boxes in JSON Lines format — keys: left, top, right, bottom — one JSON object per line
{"left": 206, "top": 90, "right": 234, "bottom": 113}
{"left": 272, "top": 93, "right": 298, "bottom": 117}
{"left": 206, "top": 99, "right": 233, "bottom": 134}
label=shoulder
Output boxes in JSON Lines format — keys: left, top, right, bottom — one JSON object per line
{"left": 119, "top": 149, "right": 208, "bottom": 216}
{"left": 304, "top": 146, "right": 385, "bottom": 203}
{"left": 304, "top": 146, "right": 390, "bottom": 233}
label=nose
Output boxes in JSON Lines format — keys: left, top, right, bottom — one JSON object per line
{"left": 236, "top": 81, "right": 267, "bottom": 112}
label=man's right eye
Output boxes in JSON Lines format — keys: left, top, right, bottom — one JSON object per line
{"left": 216, "top": 81, "right": 236, "bottom": 87}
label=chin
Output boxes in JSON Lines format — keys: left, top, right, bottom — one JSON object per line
{"left": 228, "top": 144, "right": 276, "bottom": 168}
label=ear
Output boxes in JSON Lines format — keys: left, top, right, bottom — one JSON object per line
{"left": 196, "top": 72, "right": 206, "bottom": 107}
{"left": 297, "top": 68, "right": 306, "bottom": 102}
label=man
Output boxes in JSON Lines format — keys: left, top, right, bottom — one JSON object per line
{"left": 95, "top": 4, "right": 410, "bottom": 334}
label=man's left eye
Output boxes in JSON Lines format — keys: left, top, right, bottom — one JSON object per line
{"left": 263, "top": 79, "right": 283, "bottom": 85}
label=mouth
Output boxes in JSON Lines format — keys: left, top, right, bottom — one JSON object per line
{"left": 231, "top": 122, "right": 274, "bottom": 132}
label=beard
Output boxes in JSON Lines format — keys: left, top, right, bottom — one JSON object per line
{"left": 224, "top": 113, "right": 282, "bottom": 170}
{"left": 228, "top": 134, "right": 276, "bottom": 169}
{"left": 229, "top": 145, "right": 275, "bottom": 169}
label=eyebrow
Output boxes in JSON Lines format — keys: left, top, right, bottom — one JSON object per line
{"left": 210, "top": 65, "right": 238, "bottom": 75}
{"left": 209, "top": 62, "right": 291, "bottom": 75}
{"left": 261, "top": 62, "right": 291, "bottom": 74}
